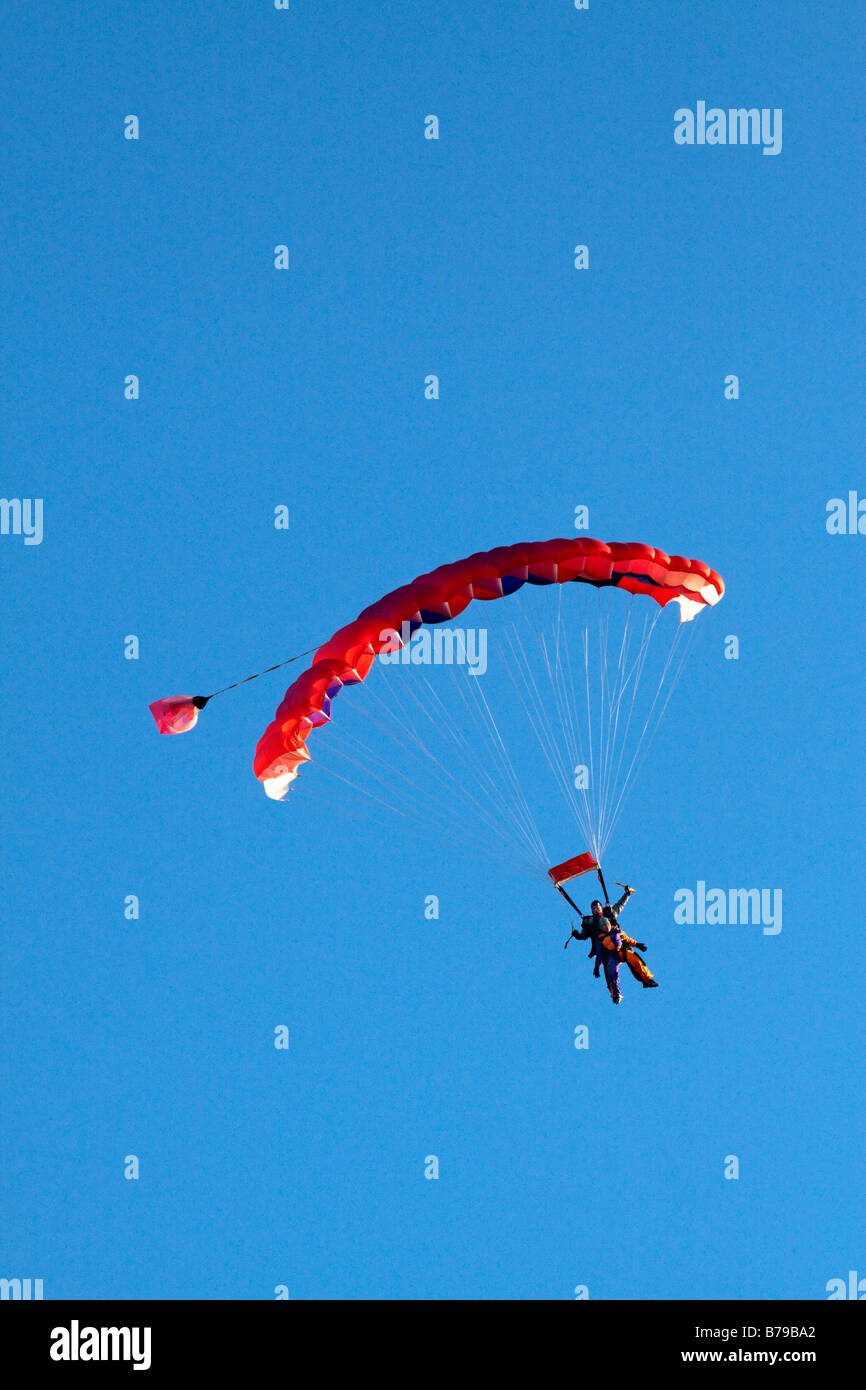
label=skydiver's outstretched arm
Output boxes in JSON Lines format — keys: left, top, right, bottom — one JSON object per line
{"left": 610, "top": 887, "right": 634, "bottom": 917}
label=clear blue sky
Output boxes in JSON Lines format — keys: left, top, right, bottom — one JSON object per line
{"left": 2, "top": 1, "right": 864, "bottom": 1300}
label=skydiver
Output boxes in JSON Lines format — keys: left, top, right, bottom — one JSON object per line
{"left": 570, "top": 904, "right": 607, "bottom": 964}
{"left": 571, "top": 889, "right": 658, "bottom": 1004}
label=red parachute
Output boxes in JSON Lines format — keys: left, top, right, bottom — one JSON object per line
{"left": 253, "top": 537, "right": 724, "bottom": 802}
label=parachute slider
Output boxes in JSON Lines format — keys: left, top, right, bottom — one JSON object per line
{"left": 548, "top": 852, "right": 599, "bottom": 887}
{"left": 549, "top": 851, "right": 599, "bottom": 919}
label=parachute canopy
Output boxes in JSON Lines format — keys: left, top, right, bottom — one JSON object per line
{"left": 254, "top": 537, "right": 724, "bottom": 805}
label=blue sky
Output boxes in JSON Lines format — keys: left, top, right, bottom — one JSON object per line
{"left": 2, "top": 1, "right": 864, "bottom": 1300}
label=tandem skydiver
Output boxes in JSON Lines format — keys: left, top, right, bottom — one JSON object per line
{"left": 570, "top": 888, "right": 659, "bottom": 1005}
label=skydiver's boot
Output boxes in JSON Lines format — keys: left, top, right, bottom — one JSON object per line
{"left": 642, "top": 979, "right": 659, "bottom": 988}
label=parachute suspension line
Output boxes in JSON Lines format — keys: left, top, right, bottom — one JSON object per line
{"left": 501, "top": 611, "right": 594, "bottom": 853}
{"left": 599, "top": 602, "right": 635, "bottom": 838}
{"left": 582, "top": 623, "right": 599, "bottom": 859}
{"left": 312, "top": 753, "right": 541, "bottom": 875}
{"left": 304, "top": 696, "right": 518, "bottom": 850}
{"left": 404, "top": 664, "right": 547, "bottom": 869}
{"left": 408, "top": 667, "right": 536, "bottom": 843}
{"left": 349, "top": 659, "right": 546, "bottom": 872}
{"left": 594, "top": 604, "right": 662, "bottom": 858}
{"left": 317, "top": 673, "right": 544, "bottom": 874}
{"left": 538, "top": 629, "right": 594, "bottom": 845}
{"left": 597, "top": 611, "right": 639, "bottom": 852}
{"left": 387, "top": 658, "right": 548, "bottom": 868}
{"left": 409, "top": 669, "right": 524, "bottom": 831}
{"left": 595, "top": 589, "right": 614, "bottom": 857}
{"left": 420, "top": 657, "right": 548, "bottom": 867}
{"left": 552, "top": 586, "right": 587, "bottom": 804}
{"left": 314, "top": 703, "right": 444, "bottom": 806}
{"left": 498, "top": 624, "right": 579, "bottom": 839}
{"left": 598, "top": 609, "right": 664, "bottom": 858}
{"left": 536, "top": 584, "right": 674, "bottom": 863}
{"left": 503, "top": 586, "right": 602, "bottom": 858}
{"left": 314, "top": 675, "right": 474, "bottom": 814}
{"left": 602, "top": 616, "right": 699, "bottom": 849}
{"left": 448, "top": 655, "right": 550, "bottom": 867}
{"left": 530, "top": 614, "right": 596, "bottom": 846}
{"left": 594, "top": 598, "right": 634, "bottom": 860}
{"left": 313, "top": 757, "right": 432, "bottom": 824}
{"left": 592, "top": 608, "right": 653, "bottom": 856}
{"left": 594, "top": 605, "right": 658, "bottom": 852}
{"left": 601, "top": 614, "right": 697, "bottom": 851}
{"left": 493, "top": 583, "right": 695, "bottom": 866}
{"left": 551, "top": 585, "right": 597, "bottom": 833}
{"left": 362, "top": 675, "right": 542, "bottom": 870}
{"left": 556, "top": 590, "right": 600, "bottom": 851}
